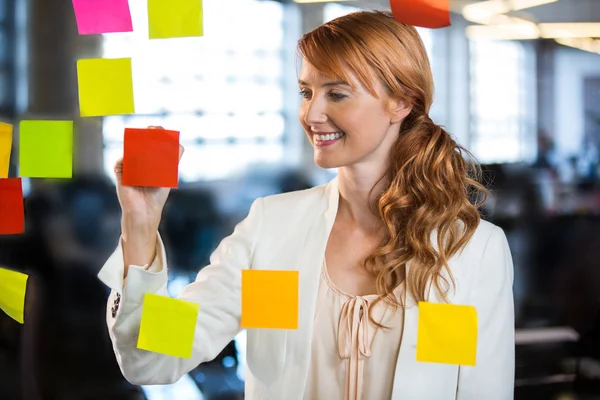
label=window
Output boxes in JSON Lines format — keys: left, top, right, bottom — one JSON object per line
{"left": 102, "top": 0, "right": 287, "bottom": 181}
{"left": 469, "top": 39, "right": 536, "bottom": 163}
{"left": 0, "top": 0, "right": 20, "bottom": 118}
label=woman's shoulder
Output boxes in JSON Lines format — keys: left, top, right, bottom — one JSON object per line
{"left": 261, "top": 182, "right": 330, "bottom": 212}
{"left": 457, "top": 218, "right": 509, "bottom": 266}
{"left": 471, "top": 218, "right": 502, "bottom": 245}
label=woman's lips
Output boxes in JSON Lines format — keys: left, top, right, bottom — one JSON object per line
{"left": 314, "top": 133, "right": 344, "bottom": 147}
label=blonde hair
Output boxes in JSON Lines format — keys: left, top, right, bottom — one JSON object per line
{"left": 297, "top": 11, "right": 487, "bottom": 311}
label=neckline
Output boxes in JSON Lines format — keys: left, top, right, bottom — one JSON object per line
{"left": 322, "top": 259, "right": 381, "bottom": 299}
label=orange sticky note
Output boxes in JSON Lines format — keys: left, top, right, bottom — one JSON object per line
{"left": 122, "top": 128, "right": 180, "bottom": 188}
{"left": 0, "top": 122, "right": 12, "bottom": 178}
{"left": 0, "top": 178, "right": 24, "bottom": 235}
{"left": 416, "top": 301, "right": 478, "bottom": 366}
{"left": 137, "top": 293, "right": 200, "bottom": 358}
{"left": 390, "top": 0, "right": 450, "bottom": 29}
{"left": 241, "top": 270, "right": 298, "bottom": 330}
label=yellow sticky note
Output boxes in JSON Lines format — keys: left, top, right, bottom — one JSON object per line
{"left": 0, "top": 122, "right": 12, "bottom": 178}
{"left": 148, "top": 0, "right": 203, "bottom": 39}
{"left": 416, "top": 301, "right": 478, "bottom": 366}
{"left": 137, "top": 293, "right": 199, "bottom": 358}
{"left": 241, "top": 270, "right": 298, "bottom": 330}
{"left": 77, "top": 58, "right": 135, "bottom": 117}
{"left": 0, "top": 267, "right": 28, "bottom": 324}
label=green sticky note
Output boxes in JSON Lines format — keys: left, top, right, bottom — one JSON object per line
{"left": 0, "top": 267, "right": 28, "bottom": 324}
{"left": 416, "top": 301, "right": 478, "bottom": 366}
{"left": 19, "top": 120, "right": 73, "bottom": 178}
{"left": 148, "top": 0, "right": 203, "bottom": 39}
{"left": 77, "top": 58, "right": 135, "bottom": 117}
{"left": 137, "top": 293, "right": 200, "bottom": 358}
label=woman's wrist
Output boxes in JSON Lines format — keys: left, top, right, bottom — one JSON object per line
{"left": 121, "top": 223, "right": 158, "bottom": 273}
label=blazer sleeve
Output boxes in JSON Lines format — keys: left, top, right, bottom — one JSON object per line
{"left": 457, "top": 226, "right": 516, "bottom": 400}
{"left": 97, "top": 197, "right": 264, "bottom": 385}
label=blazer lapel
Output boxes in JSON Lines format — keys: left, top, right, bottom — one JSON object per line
{"left": 391, "top": 231, "right": 459, "bottom": 399}
{"left": 281, "top": 176, "right": 339, "bottom": 398}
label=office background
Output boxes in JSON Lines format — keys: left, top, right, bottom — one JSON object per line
{"left": 1, "top": 0, "right": 600, "bottom": 399}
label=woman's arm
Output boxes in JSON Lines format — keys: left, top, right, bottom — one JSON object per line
{"left": 457, "top": 226, "right": 515, "bottom": 400}
{"left": 99, "top": 197, "right": 264, "bottom": 385}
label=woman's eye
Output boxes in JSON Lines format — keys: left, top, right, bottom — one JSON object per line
{"left": 298, "top": 90, "right": 345, "bottom": 101}
{"left": 299, "top": 90, "right": 311, "bottom": 99}
{"left": 329, "top": 92, "right": 347, "bottom": 101}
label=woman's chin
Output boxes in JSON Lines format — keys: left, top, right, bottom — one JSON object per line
{"left": 314, "top": 157, "right": 342, "bottom": 170}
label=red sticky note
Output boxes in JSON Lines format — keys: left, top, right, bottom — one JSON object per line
{"left": 0, "top": 178, "right": 24, "bottom": 235}
{"left": 390, "top": 0, "right": 450, "bottom": 29}
{"left": 72, "top": 0, "right": 133, "bottom": 35}
{"left": 122, "top": 128, "right": 180, "bottom": 188}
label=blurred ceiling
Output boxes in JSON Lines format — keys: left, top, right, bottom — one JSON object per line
{"left": 312, "top": 0, "right": 600, "bottom": 51}
{"left": 346, "top": 0, "right": 600, "bottom": 24}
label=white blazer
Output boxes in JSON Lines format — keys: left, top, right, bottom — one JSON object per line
{"left": 98, "top": 176, "right": 515, "bottom": 400}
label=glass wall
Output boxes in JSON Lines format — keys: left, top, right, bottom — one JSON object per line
{"left": 102, "top": 0, "right": 287, "bottom": 181}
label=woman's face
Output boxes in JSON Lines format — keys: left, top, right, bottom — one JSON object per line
{"left": 298, "top": 60, "right": 409, "bottom": 170}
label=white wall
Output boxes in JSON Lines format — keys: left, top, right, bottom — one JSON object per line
{"left": 554, "top": 46, "right": 600, "bottom": 158}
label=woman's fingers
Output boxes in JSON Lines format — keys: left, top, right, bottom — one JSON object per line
{"left": 114, "top": 158, "right": 123, "bottom": 175}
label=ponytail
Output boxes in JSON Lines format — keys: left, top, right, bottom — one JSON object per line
{"left": 365, "top": 112, "right": 487, "bottom": 309}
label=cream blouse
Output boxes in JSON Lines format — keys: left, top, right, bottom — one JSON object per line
{"left": 304, "top": 260, "right": 405, "bottom": 400}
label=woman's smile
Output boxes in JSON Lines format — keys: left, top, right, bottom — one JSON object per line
{"left": 313, "top": 132, "right": 345, "bottom": 146}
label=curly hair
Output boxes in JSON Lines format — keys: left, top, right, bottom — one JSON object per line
{"left": 297, "top": 11, "right": 487, "bottom": 312}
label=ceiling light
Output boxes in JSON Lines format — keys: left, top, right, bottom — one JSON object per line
{"left": 466, "top": 18, "right": 540, "bottom": 40}
{"left": 555, "top": 37, "right": 600, "bottom": 54}
{"left": 462, "top": 0, "right": 558, "bottom": 24}
{"left": 539, "top": 23, "right": 600, "bottom": 39}
{"left": 509, "top": 0, "right": 558, "bottom": 11}
{"left": 462, "top": 0, "right": 510, "bottom": 24}
{"left": 293, "top": 0, "right": 355, "bottom": 3}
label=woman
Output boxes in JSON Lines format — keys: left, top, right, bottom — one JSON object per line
{"left": 99, "top": 10, "right": 515, "bottom": 400}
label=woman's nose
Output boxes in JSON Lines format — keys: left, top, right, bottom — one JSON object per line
{"left": 302, "top": 99, "right": 328, "bottom": 126}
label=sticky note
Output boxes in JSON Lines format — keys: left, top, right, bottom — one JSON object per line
{"left": 416, "top": 301, "right": 478, "bottom": 366}
{"left": 122, "top": 128, "right": 180, "bottom": 188}
{"left": 148, "top": 0, "right": 203, "bottom": 39}
{"left": 72, "top": 0, "right": 133, "bottom": 35}
{"left": 0, "top": 267, "right": 28, "bottom": 324}
{"left": 241, "top": 270, "right": 299, "bottom": 330}
{"left": 137, "top": 293, "right": 200, "bottom": 358}
{"left": 0, "top": 178, "right": 24, "bottom": 235}
{"left": 19, "top": 120, "right": 73, "bottom": 178}
{"left": 390, "top": 0, "right": 450, "bottom": 29}
{"left": 0, "top": 122, "right": 12, "bottom": 178}
{"left": 77, "top": 58, "right": 135, "bottom": 117}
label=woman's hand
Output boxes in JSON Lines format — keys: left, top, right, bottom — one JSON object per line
{"left": 114, "top": 126, "right": 184, "bottom": 271}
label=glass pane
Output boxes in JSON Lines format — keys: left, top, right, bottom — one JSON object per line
{"left": 102, "top": 0, "right": 287, "bottom": 181}
{"left": 469, "top": 39, "right": 532, "bottom": 163}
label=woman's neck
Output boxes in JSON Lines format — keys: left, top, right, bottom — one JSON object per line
{"left": 336, "top": 167, "right": 389, "bottom": 233}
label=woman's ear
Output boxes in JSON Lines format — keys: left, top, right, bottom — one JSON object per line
{"left": 388, "top": 99, "right": 412, "bottom": 124}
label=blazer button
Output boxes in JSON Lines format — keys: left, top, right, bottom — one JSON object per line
{"left": 112, "top": 293, "right": 121, "bottom": 318}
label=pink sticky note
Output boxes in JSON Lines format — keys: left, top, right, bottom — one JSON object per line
{"left": 72, "top": 0, "right": 133, "bottom": 35}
